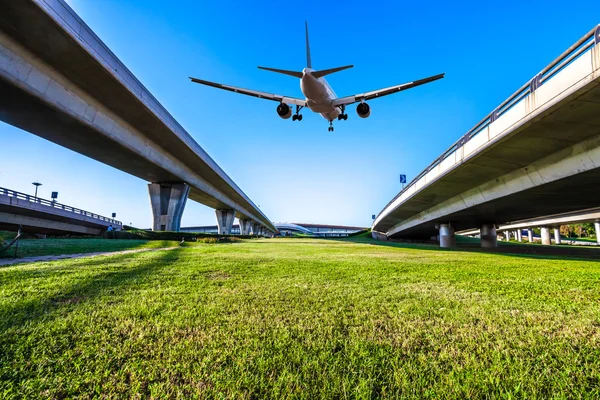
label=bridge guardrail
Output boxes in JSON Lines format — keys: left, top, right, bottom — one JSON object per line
{"left": 0, "top": 186, "right": 122, "bottom": 226}
{"left": 376, "top": 24, "right": 600, "bottom": 220}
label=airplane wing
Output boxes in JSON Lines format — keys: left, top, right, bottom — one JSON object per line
{"left": 189, "top": 77, "right": 307, "bottom": 107}
{"left": 332, "top": 73, "right": 445, "bottom": 107}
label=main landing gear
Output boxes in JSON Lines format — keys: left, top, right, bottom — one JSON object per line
{"left": 292, "top": 105, "right": 303, "bottom": 121}
{"left": 337, "top": 105, "right": 348, "bottom": 121}
{"left": 328, "top": 120, "right": 334, "bottom": 132}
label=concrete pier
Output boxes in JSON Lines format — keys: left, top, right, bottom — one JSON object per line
{"left": 238, "top": 219, "right": 252, "bottom": 235}
{"left": 528, "top": 229, "right": 533, "bottom": 242}
{"left": 480, "top": 224, "right": 497, "bottom": 248}
{"left": 540, "top": 227, "right": 552, "bottom": 245}
{"left": 148, "top": 183, "right": 190, "bottom": 231}
{"left": 517, "top": 230, "right": 522, "bottom": 242}
{"left": 251, "top": 223, "right": 261, "bottom": 236}
{"left": 553, "top": 228, "right": 562, "bottom": 245}
{"left": 438, "top": 224, "right": 456, "bottom": 248}
{"left": 215, "top": 210, "right": 236, "bottom": 234}
{"left": 595, "top": 222, "right": 600, "bottom": 244}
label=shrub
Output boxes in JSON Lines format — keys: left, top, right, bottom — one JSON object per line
{"left": 196, "top": 237, "right": 218, "bottom": 244}
{"left": 102, "top": 230, "right": 253, "bottom": 242}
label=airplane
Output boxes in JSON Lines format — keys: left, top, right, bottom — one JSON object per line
{"left": 189, "top": 22, "right": 444, "bottom": 132}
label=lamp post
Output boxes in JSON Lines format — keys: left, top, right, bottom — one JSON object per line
{"left": 32, "top": 182, "right": 42, "bottom": 199}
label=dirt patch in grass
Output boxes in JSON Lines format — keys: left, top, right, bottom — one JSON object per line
{"left": 204, "top": 271, "right": 231, "bottom": 280}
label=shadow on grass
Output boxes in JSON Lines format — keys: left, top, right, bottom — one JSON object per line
{"left": 0, "top": 248, "right": 183, "bottom": 335}
{"left": 324, "top": 235, "right": 600, "bottom": 262}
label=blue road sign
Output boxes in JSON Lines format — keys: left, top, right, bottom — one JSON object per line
{"left": 372, "top": 214, "right": 376, "bottom": 220}
{"left": 399, "top": 174, "right": 407, "bottom": 184}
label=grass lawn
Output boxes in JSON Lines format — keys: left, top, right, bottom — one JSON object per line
{"left": 1, "top": 237, "right": 600, "bottom": 398}
{"left": 1, "top": 238, "right": 178, "bottom": 259}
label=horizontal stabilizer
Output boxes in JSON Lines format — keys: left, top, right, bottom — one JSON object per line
{"left": 312, "top": 65, "right": 353, "bottom": 79}
{"left": 257, "top": 66, "right": 303, "bottom": 78}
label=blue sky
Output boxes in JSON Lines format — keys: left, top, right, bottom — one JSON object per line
{"left": 1, "top": 0, "right": 597, "bottom": 228}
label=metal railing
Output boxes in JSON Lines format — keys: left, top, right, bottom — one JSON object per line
{"left": 376, "top": 24, "right": 600, "bottom": 220}
{"left": 0, "top": 186, "right": 122, "bottom": 226}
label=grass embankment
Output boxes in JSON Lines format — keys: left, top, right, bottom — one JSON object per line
{"left": 1, "top": 238, "right": 177, "bottom": 259}
{"left": 2, "top": 238, "right": 600, "bottom": 398}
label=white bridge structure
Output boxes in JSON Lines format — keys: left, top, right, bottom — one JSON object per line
{"left": 0, "top": 0, "right": 277, "bottom": 235}
{"left": 372, "top": 25, "right": 600, "bottom": 248}
{"left": 0, "top": 187, "right": 121, "bottom": 235}
{"left": 458, "top": 207, "right": 600, "bottom": 246}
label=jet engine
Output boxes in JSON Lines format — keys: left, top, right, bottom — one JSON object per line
{"left": 277, "top": 103, "right": 292, "bottom": 119}
{"left": 356, "top": 102, "right": 371, "bottom": 118}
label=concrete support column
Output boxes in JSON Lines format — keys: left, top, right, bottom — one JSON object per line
{"left": 595, "top": 222, "right": 600, "bottom": 244}
{"left": 251, "top": 223, "right": 260, "bottom": 236}
{"left": 517, "top": 230, "right": 522, "bottom": 242}
{"left": 554, "top": 228, "right": 562, "bottom": 245}
{"left": 438, "top": 223, "right": 456, "bottom": 248}
{"left": 480, "top": 224, "right": 497, "bottom": 248}
{"left": 528, "top": 229, "right": 533, "bottom": 242}
{"left": 215, "top": 210, "right": 236, "bottom": 234}
{"left": 238, "top": 219, "right": 252, "bottom": 235}
{"left": 540, "top": 227, "right": 552, "bottom": 245}
{"left": 148, "top": 183, "right": 190, "bottom": 231}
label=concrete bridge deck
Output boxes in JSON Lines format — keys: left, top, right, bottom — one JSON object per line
{"left": 0, "top": 0, "right": 276, "bottom": 234}
{"left": 373, "top": 25, "right": 600, "bottom": 247}
{"left": 0, "top": 187, "right": 122, "bottom": 235}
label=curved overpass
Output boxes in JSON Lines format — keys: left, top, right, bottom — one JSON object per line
{"left": 373, "top": 25, "right": 600, "bottom": 247}
{"left": 0, "top": 0, "right": 276, "bottom": 233}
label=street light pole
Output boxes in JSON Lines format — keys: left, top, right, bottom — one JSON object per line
{"left": 32, "top": 182, "right": 42, "bottom": 199}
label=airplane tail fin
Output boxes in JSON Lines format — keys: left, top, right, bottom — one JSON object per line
{"left": 257, "top": 23, "right": 352, "bottom": 79}
{"left": 305, "top": 21, "right": 312, "bottom": 69}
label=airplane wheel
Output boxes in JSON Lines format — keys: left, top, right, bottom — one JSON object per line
{"left": 292, "top": 115, "right": 297, "bottom": 121}
{"left": 337, "top": 115, "right": 343, "bottom": 121}
{"left": 298, "top": 114, "right": 303, "bottom": 121}
{"left": 343, "top": 114, "right": 348, "bottom": 120}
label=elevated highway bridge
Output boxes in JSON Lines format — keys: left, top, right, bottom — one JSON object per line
{"left": 373, "top": 25, "right": 600, "bottom": 248}
{"left": 0, "top": 0, "right": 276, "bottom": 235}
{"left": 0, "top": 187, "right": 121, "bottom": 235}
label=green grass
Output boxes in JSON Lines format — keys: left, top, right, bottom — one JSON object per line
{"left": 2, "top": 238, "right": 600, "bottom": 398}
{"left": 1, "top": 238, "right": 177, "bottom": 259}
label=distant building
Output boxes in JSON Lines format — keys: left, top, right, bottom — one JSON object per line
{"left": 276, "top": 223, "right": 365, "bottom": 237}
{"left": 180, "top": 222, "right": 366, "bottom": 237}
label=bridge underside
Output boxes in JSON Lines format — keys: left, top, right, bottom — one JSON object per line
{"left": 377, "top": 58, "right": 600, "bottom": 240}
{"left": 0, "top": 213, "right": 103, "bottom": 235}
{"left": 0, "top": 0, "right": 276, "bottom": 232}
{"left": 0, "top": 79, "right": 233, "bottom": 211}
{"left": 390, "top": 168, "right": 600, "bottom": 239}
{"left": 0, "top": 202, "right": 109, "bottom": 235}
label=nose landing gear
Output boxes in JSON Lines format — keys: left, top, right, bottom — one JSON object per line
{"left": 328, "top": 120, "right": 334, "bottom": 132}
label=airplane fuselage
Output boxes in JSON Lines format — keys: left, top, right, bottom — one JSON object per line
{"left": 300, "top": 68, "right": 340, "bottom": 121}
